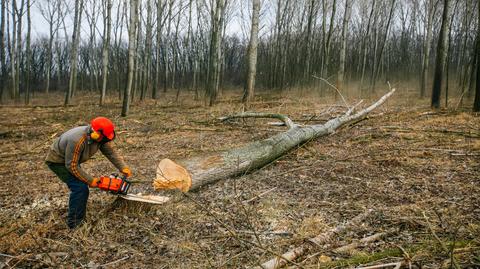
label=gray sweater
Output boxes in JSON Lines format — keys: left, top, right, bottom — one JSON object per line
{"left": 45, "top": 126, "right": 127, "bottom": 184}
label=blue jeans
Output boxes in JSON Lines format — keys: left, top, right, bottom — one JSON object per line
{"left": 47, "top": 163, "right": 89, "bottom": 229}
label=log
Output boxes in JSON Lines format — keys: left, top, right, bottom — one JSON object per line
{"left": 153, "top": 89, "right": 395, "bottom": 192}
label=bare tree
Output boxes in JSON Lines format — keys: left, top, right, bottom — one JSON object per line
{"left": 359, "top": 0, "right": 376, "bottom": 92}
{"left": 320, "top": 0, "right": 337, "bottom": 90}
{"left": 431, "top": 0, "right": 452, "bottom": 109}
{"left": 420, "top": 0, "right": 436, "bottom": 98}
{"left": 205, "top": 0, "right": 227, "bottom": 106}
{"left": 337, "top": 0, "right": 352, "bottom": 93}
{"left": 38, "top": 0, "right": 60, "bottom": 94}
{"left": 121, "top": 0, "right": 139, "bottom": 116}
{"left": 154, "top": 0, "right": 167, "bottom": 100}
{"left": 14, "top": 0, "right": 25, "bottom": 101}
{"left": 474, "top": 0, "right": 480, "bottom": 112}
{"left": 141, "top": 0, "right": 153, "bottom": 101}
{"left": 0, "top": 1, "right": 7, "bottom": 104}
{"left": 0, "top": 0, "right": 6, "bottom": 102}
{"left": 242, "top": 0, "right": 260, "bottom": 105}
{"left": 100, "top": 0, "right": 112, "bottom": 106}
{"left": 371, "top": 0, "right": 396, "bottom": 92}
{"left": 65, "top": 0, "right": 84, "bottom": 105}
{"left": 25, "top": 0, "right": 31, "bottom": 104}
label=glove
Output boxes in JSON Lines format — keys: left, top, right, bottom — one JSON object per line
{"left": 89, "top": 177, "right": 101, "bottom": 188}
{"left": 121, "top": 167, "right": 132, "bottom": 178}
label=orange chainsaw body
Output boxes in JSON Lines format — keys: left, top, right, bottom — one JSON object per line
{"left": 98, "top": 175, "right": 131, "bottom": 195}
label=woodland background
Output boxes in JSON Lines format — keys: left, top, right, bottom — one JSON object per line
{"left": 0, "top": 0, "right": 479, "bottom": 111}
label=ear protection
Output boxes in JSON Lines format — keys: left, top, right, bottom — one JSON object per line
{"left": 90, "top": 129, "right": 103, "bottom": 141}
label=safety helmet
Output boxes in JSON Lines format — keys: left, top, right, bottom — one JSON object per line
{"left": 90, "top": 117, "right": 115, "bottom": 141}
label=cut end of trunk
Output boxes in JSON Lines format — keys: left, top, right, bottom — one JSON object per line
{"left": 153, "top": 158, "right": 192, "bottom": 192}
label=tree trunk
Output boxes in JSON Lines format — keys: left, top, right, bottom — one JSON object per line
{"left": 14, "top": 0, "right": 24, "bottom": 102}
{"left": 100, "top": 0, "right": 112, "bottom": 106}
{"left": 153, "top": 0, "right": 165, "bottom": 100}
{"left": 65, "top": 0, "right": 84, "bottom": 106}
{"left": 359, "top": 0, "right": 376, "bottom": 93}
{"left": 320, "top": 0, "right": 336, "bottom": 90}
{"left": 174, "top": 89, "right": 395, "bottom": 191}
{"left": 474, "top": 1, "right": 480, "bottom": 112}
{"left": 121, "top": 0, "right": 139, "bottom": 117}
{"left": 242, "top": 0, "right": 261, "bottom": 105}
{"left": 0, "top": 0, "right": 5, "bottom": 102}
{"left": 372, "top": 0, "right": 396, "bottom": 92}
{"left": 206, "top": 0, "right": 226, "bottom": 106}
{"left": 431, "top": 0, "right": 452, "bottom": 109}
{"left": 420, "top": 0, "right": 435, "bottom": 98}
{"left": 25, "top": 0, "right": 31, "bottom": 105}
{"left": 143, "top": 0, "right": 153, "bottom": 101}
{"left": 336, "top": 0, "right": 352, "bottom": 94}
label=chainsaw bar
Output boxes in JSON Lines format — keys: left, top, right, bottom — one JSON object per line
{"left": 118, "top": 193, "right": 170, "bottom": 204}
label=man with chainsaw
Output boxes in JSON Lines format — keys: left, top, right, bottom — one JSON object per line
{"left": 45, "top": 117, "right": 132, "bottom": 229}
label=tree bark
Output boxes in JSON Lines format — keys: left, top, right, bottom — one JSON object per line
{"left": 474, "top": 0, "right": 480, "bottom": 112}
{"left": 177, "top": 89, "right": 395, "bottom": 191}
{"left": 420, "top": 0, "right": 435, "bottom": 98}
{"left": 320, "top": 0, "right": 336, "bottom": 91}
{"left": 25, "top": 0, "right": 31, "bottom": 104}
{"left": 336, "top": 0, "right": 352, "bottom": 94}
{"left": 242, "top": 0, "right": 261, "bottom": 105}
{"left": 206, "top": 0, "right": 226, "bottom": 106}
{"left": 65, "top": 0, "right": 84, "bottom": 106}
{"left": 0, "top": 0, "right": 5, "bottom": 102}
{"left": 371, "top": 0, "right": 396, "bottom": 92}
{"left": 143, "top": 0, "right": 153, "bottom": 101}
{"left": 14, "top": 0, "right": 24, "bottom": 102}
{"left": 153, "top": 0, "right": 166, "bottom": 100}
{"left": 431, "top": 0, "right": 452, "bottom": 109}
{"left": 121, "top": 0, "right": 139, "bottom": 116}
{"left": 100, "top": 0, "right": 112, "bottom": 106}
{"left": 359, "top": 0, "right": 376, "bottom": 93}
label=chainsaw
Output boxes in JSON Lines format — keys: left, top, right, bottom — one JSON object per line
{"left": 98, "top": 173, "right": 169, "bottom": 205}
{"left": 98, "top": 174, "right": 131, "bottom": 195}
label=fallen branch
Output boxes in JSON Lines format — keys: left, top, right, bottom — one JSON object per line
{"left": 334, "top": 232, "right": 388, "bottom": 255}
{"left": 299, "top": 232, "right": 389, "bottom": 265}
{"left": 154, "top": 89, "right": 395, "bottom": 192}
{"left": 252, "top": 209, "right": 373, "bottom": 269}
{"left": 219, "top": 112, "right": 297, "bottom": 129}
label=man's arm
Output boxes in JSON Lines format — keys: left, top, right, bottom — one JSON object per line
{"left": 64, "top": 135, "right": 94, "bottom": 184}
{"left": 100, "top": 142, "right": 128, "bottom": 172}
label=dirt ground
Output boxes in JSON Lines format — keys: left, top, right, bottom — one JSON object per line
{"left": 0, "top": 89, "right": 479, "bottom": 268}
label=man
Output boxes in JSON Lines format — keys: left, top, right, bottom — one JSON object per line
{"left": 45, "top": 117, "right": 132, "bottom": 229}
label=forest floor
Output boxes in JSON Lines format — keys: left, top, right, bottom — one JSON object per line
{"left": 0, "top": 88, "right": 479, "bottom": 268}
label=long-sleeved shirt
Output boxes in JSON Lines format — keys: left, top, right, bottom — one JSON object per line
{"left": 45, "top": 125, "right": 128, "bottom": 184}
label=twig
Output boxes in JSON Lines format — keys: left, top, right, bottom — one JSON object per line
{"left": 183, "top": 193, "right": 305, "bottom": 269}
{"left": 243, "top": 187, "right": 278, "bottom": 204}
{"left": 312, "top": 75, "right": 349, "bottom": 107}
{"left": 99, "top": 255, "right": 130, "bottom": 267}
{"left": 356, "top": 261, "right": 403, "bottom": 269}
{"left": 219, "top": 112, "right": 297, "bottom": 129}
{"left": 422, "top": 212, "right": 460, "bottom": 269}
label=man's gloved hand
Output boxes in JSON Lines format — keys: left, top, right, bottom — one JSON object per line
{"left": 121, "top": 167, "right": 132, "bottom": 178}
{"left": 89, "top": 177, "right": 101, "bottom": 188}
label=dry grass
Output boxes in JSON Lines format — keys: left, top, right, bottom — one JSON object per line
{"left": 0, "top": 88, "right": 479, "bottom": 268}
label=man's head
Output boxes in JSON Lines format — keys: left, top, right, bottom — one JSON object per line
{"left": 90, "top": 117, "right": 115, "bottom": 143}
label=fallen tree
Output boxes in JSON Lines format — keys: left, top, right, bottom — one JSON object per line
{"left": 153, "top": 89, "right": 395, "bottom": 192}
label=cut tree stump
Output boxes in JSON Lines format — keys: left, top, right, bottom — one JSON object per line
{"left": 153, "top": 89, "right": 395, "bottom": 192}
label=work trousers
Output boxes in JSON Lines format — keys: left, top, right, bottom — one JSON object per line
{"left": 46, "top": 162, "right": 89, "bottom": 229}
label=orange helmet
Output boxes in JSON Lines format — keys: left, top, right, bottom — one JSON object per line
{"left": 90, "top": 117, "right": 115, "bottom": 140}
